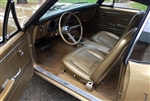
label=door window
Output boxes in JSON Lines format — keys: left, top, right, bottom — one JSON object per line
{"left": 6, "top": 11, "right": 17, "bottom": 39}
{"left": 0, "top": 1, "right": 6, "bottom": 42}
{"left": 0, "top": 1, "right": 20, "bottom": 44}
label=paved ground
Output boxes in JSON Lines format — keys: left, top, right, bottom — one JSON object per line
{"left": 20, "top": 74, "right": 80, "bottom": 101}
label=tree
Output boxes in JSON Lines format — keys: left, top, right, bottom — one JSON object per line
{"left": 17, "top": 0, "right": 28, "bottom": 4}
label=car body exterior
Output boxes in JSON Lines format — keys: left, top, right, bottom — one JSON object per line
{"left": 0, "top": 0, "right": 150, "bottom": 101}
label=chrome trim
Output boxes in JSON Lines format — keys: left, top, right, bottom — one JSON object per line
{"left": 0, "top": 37, "right": 26, "bottom": 63}
{"left": 144, "top": 93, "right": 148, "bottom": 101}
{"left": 18, "top": 50, "right": 24, "bottom": 56}
{"left": 34, "top": 66, "right": 102, "bottom": 101}
{"left": 2, "top": 79, "right": 9, "bottom": 89}
{"left": 12, "top": 68, "right": 21, "bottom": 80}
{"left": 126, "top": 11, "right": 150, "bottom": 63}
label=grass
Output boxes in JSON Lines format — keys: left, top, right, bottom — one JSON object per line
{"left": 57, "top": 0, "right": 96, "bottom": 3}
{"left": 130, "top": 2, "right": 147, "bottom": 10}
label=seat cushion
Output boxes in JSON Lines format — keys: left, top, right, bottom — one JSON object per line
{"left": 62, "top": 47, "right": 105, "bottom": 82}
{"left": 80, "top": 40, "right": 111, "bottom": 53}
{"left": 91, "top": 31, "right": 119, "bottom": 48}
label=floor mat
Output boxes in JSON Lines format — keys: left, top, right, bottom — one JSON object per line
{"left": 38, "top": 52, "right": 65, "bottom": 75}
{"left": 39, "top": 52, "right": 63, "bottom": 67}
{"left": 36, "top": 38, "right": 77, "bottom": 76}
{"left": 40, "top": 59, "right": 65, "bottom": 75}
{"left": 97, "top": 76, "right": 118, "bottom": 100}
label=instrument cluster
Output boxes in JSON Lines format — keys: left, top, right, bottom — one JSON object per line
{"left": 36, "top": 18, "right": 60, "bottom": 40}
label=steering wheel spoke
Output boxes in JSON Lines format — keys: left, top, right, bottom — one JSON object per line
{"left": 70, "top": 24, "right": 81, "bottom": 30}
{"left": 64, "top": 13, "right": 72, "bottom": 25}
{"left": 67, "top": 33, "right": 77, "bottom": 43}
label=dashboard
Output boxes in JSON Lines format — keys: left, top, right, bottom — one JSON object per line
{"left": 35, "top": 3, "right": 98, "bottom": 40}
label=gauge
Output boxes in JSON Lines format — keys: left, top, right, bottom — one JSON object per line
{"left": 47, "top": 20, "right": 56, "bottom": 33}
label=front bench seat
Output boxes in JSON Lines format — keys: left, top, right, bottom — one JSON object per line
{"left": 91, "top": 11, "right": 144, "bottom": 48}
{"left": 63, "top": 28, "right": 137, "bottom": 84}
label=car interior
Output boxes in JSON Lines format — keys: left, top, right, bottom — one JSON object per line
{"left": 31, "top": 3, "right": 146, "bottom": 100}
{"left": 1, "top": 0, "right": 150, "bottom": 100}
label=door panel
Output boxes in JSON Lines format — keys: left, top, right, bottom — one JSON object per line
{"left": 93, "top": 7, "right": 138, "bottom": 36}
{"left": 6, "top": 41, "right": 30, "bottom": 77}
{"left": 0, "top": 32, "right": 34, "bottom": 101}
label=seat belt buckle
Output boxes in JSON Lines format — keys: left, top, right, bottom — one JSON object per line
{"left": 85, "top": 81, "right": 93, "bottom": 91}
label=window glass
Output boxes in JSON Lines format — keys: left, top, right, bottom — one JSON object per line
{"left": 58, "top": 0, "right": 96, "bottom": 3}
{"left": 0, "top": 0, "right": 42, "bottom": 43}
{"left": 14, "top": 0, "right": 41, "bottom": 28}
{"left": 102, "top": 0, "right": 148, "bottom": 10}
{"left": 130, "top": 15, "right": 150, "bottom": 63}
{"left": 6, "top": 11, "right": 17, "bottom": 39}
{"left": 0, "top": 1, "right": 7, "bottom": 42}
{"left": 13, "top": 0, "right": 97, "bottom": 28}
{"left": 102, "top": 0, "right": 113, "bottom": 6}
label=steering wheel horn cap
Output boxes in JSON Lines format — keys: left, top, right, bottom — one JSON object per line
{"left": 62, "top": 26, "right": 71, "bottom": 34}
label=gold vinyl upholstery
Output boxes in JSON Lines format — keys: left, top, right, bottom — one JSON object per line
{"left": 63, "top": 47, "right": 105, "bottom": 81}
{"left": 91, "top": 28, "right": 137, "bottom": 84}
{"left": 81, "top": 40, "right": 110, "bottom": 53}
{"left": 63, "top": 28, "right": 137, "bottom": 84}
{"left": 91, "top": 31, "right": 119, "bottom": 48}
{"left": 91, "top": 11, "right": 144, "bottom": 48}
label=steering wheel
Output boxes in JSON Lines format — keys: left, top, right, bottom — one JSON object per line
{"left": 58, "top": 12, "right": 83, "bottom": 45}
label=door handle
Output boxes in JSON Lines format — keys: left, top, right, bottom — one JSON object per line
{"left": 109, "top": 23, "right": 115, "bottom": 27}
{"left": 12, "top": 68, "right": 21, "bottom": 80}
{"left": 18, "top": 50, "right": 24, "bottom": 56}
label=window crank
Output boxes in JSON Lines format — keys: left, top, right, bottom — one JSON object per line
{"left": 18, "top": 50, "right": 24, "bottom": 56}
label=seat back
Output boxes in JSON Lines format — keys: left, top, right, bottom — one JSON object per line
{"left": 91, "top": 28, "right": 137, "bottom": 84}
{"left": 123, "top": 11, "right": 144, "bottom": 35}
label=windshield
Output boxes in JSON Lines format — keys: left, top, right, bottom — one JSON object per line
{"left": 0, "top": 0, "right": 148, "bottom": 43}
{"left": 58, "top": 0, "right": 96, "bottom": 3}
